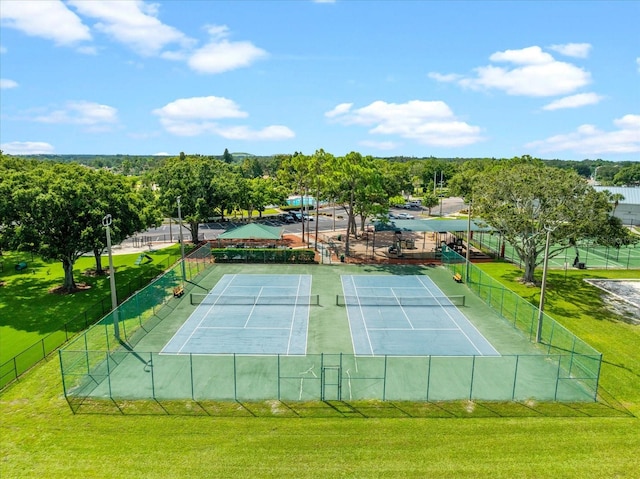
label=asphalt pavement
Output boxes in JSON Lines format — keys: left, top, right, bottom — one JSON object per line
{"left": 124, "top": 197, "right": 466, "bottom": 245}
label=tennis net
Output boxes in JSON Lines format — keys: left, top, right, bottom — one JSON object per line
{"left": 190, "top": 293, "right": 320, "bottom": 306}
{"left": 336, "top": 295, "right": 465, "bottom": 307}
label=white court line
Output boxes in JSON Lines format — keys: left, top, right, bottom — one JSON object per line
{"left": 390, "top": 289, "right": 415, "bottom": 329}
{"left": 171, "top": 274, "right": 237, "bottom": 354}
{"left": 199, "top": 326, "right": 291, "bottom": 330}
{"left": 286, "top": 275, "right": 304, "bottom": 355}
{"left": 243, "top": 286, "right": 262, "bottom": 328}
{"left": 368, "top": 327, "right": 459, "bottom": 331}
{"left": 416, "top": 275, "right": 498, "bottom": 356}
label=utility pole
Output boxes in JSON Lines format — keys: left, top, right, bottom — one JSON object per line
{"left": 102, "top": 214, "right": 120, "bottom": 340}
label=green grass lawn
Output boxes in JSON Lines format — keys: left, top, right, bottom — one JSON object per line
{"left": 477, "top": 262, "right": 640, "bottom": 415}
{"left": 1, "top": 260, "right": 639, "bottom": 478}
{"left": 0, "top": 246, "right": 182, "bottom": 363}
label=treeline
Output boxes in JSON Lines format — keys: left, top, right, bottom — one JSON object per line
{"left": 14, "top": 152, "right": 640, "bottom": 186}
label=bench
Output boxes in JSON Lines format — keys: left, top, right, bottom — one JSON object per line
{"left": 173, "top": 285, "right": 185, "bottom": 298}
{"left": 15, "top": 262, "right": 28, "bottom": 272}
{"left": 453, "top": 273, "right": 463, "bottom": 283}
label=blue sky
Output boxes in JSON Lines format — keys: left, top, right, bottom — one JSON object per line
{"left": 1, "top": 0, "right": 639, "bottom": 161}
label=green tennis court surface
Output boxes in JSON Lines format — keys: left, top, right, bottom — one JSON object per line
{"left": 161, "top": 274, "right": 312, "bottom": 355}
{"left": 341, "top": 275, "right": 499, "bottom": 356}
{"left": 60, "top": 259, "right": 600, "bottom": 403}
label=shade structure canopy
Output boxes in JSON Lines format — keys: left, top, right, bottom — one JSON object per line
{"left": 217, "top": 223, "right": 283, "bottom": 240}
{"left": 374, "top": 218, "right": 492, "bottom": 233}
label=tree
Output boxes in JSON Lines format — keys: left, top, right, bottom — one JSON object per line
{"left": 222, "top": 148, "right": 234, "bottom": 164}
{"left": 472, "top": 159, "right": 631, "bottom": 283}
{"left": 328, "top": 152, "right": 385, "bottom": 256}
{"left": 153, "top": 156, "right": 236, "bottom": 243}
{"left": 1, "top": 160, "right": 129, "bottom": 292}
{"left": 84, "top": 171, "right": 159, "bottom": 274}
{"left": 613, "top": 163, "right": 640, "bottom": 186}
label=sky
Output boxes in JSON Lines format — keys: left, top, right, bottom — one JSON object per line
{"left": 1, "top": 0, "right": 639, "bottom": 161}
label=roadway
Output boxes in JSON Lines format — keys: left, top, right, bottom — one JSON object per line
{"left": 128, "top": 197, "right": 466, "bottom": 244}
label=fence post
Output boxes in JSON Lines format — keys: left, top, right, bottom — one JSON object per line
{"left": 277, "top": 354, "right": 281, "bottom": 400}
{"left": 106, "top": 352, "right": 113, "bottom": 399}
{"left": 58, "top": 351, "right": 67, "bottom": 398}
{"left": 149, "top": 352, "right": 156, "bottom": 399}
{"left": 190, "top": 353, "right": 195, "bottom": 401}
{"left": 426, "top": 356, "right": 432, "bottom": 401}
{"left": 233, "top": 354, "right": 237, "bottom": 401}
{"left": 469, "top": 356, "right": 476, "bottom": 400}
{"left": 382, "top": 355, "right": 388, "bottom": 401}
{"left": 553, "top": 354, "right": 562, "bottom": 401}
{"left": 511, "top": 355, "right": 520, "bottom": 400}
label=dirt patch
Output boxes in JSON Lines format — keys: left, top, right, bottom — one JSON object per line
{"left": 49, "top": 283, "right": 92, "bottom": 295}
{"left": 83, "top": 268, "right": 111, "bottom": 277}
{"left": 585, "top": 279, "right": 640, "bottom": 325}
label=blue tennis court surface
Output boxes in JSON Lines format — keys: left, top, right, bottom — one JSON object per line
{"left": 341, "top": 275, "right": 500, "bottom": 356}
{"left": 161, "top": 274, "right": 312, "bottom": 355}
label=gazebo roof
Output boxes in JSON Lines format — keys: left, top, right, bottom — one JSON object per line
{"left": 217, "top": 223, "right": 283, "bottom": 240}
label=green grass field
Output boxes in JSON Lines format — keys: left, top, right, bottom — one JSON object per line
{"left": 0, "top": 246, "right": 184, "bottom": 379}
{"left": 1, "top": 258, "right": 639, "bottom": 478}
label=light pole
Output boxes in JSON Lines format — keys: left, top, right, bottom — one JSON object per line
{"left": 102, "top": 214, "right": 120, "bottom": 340}
{"left": 177, "top": 196, "right": 186, "bottom": 281}
{"left": 536, "top": 225, "right": 555, "bottom": 343}
{"left": 465, "top": 198, "right": 472, "bottom": 281}
{"left": 438, "top": 171, "right": 443, "bottom": 217}
{"left": 593, "top": 165, "right": 602, "bottom": 185}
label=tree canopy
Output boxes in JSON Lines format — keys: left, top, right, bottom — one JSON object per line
{"left": 470, "top": 158, "right": 633, "bottom": 283}
{"left": 0, "top": 157, "right": 156, "bottom": 291}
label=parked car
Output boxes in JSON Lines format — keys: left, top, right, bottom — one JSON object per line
{"left": 395, "top": 213, "right": 414, "bottom": 219}
{"left": 302, "top": 213, "right": 314, "bottom": 221}
{"left": 279, "top": 213, "right": 296, "bottom": 223}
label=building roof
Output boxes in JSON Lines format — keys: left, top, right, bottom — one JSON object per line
{"left": 594, "top": 186, "right": 640, "bottom": 205}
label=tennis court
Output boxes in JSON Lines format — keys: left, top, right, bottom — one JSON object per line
{"left": 60, "top": 253, "right": 602, "bottom": 403}
{"left": 341, "top": 275, "right": 499, "bottom": 356}
{"left": 161, "top": 274, "right": 313, "bottom": 355}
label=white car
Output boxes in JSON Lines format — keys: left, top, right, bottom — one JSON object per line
{"left": 395, "top": 213, "right": 414, "bottom": 219}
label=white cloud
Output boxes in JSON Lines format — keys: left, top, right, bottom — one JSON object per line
{"left": 1, "top": 141, "right": 55, "bottom": 155}
{"left": 427, "top": 72, "right": 462, "bottom": 83}
{"left": 0, "top": 79, "right": 18, "bottom": 89}
{"left": 153, "top": 152, "right": 171, "bottom": 156}
{"left": 542, "top": 92, "right": 603, "bottom": 111}
{"left": 153, "top": 96, "right": 294, "bottom": 140}
{"left": 549, "top": 43, "right": 592, "bottom": 58}
{"left": 325, "top": 103, "right": 353, "bottom": 118}
{"left": 68, "top": 0, "right": 193, "bottom": 56}
{"left": 34, "top": 101, "right": 118, "bottom": 129}
{"left": 188, "top": 39, "right": 268, "bottom": 74}
{"left": 326, "top": 100, "right": 483, "bottom": 147}
{"left": 359, "top": 140, "right": 399, "bottom": 150}
{"left": 0, "top": 0, "right": 91, "bottom": 45}
{"left": 525, "top": 114, "right": 640, "bottom": 155}
{"left": 637, "top": 57, "right": 640, "bottom": 72}
{"left": 153, "top": 96, "right": 248, "bottom": 121}
{"left": 490, "top": 46, "right": 554, "bottom": 65}
{"left": 215, "top": 125, "right": 295, "bottom": 141}
{"left": 433, "top": 46, "right": 591, "bottom": 97}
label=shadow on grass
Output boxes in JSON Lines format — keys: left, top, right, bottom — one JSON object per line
{"left": 0, "top": 250, "right": 176, "bottom": 337}
{"left": 67, "top": 397, "right": 636, "bottom": 419}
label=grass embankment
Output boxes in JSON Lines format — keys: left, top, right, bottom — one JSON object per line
{"left": 1, "top": 261, "right": 639, "bottom": 478}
